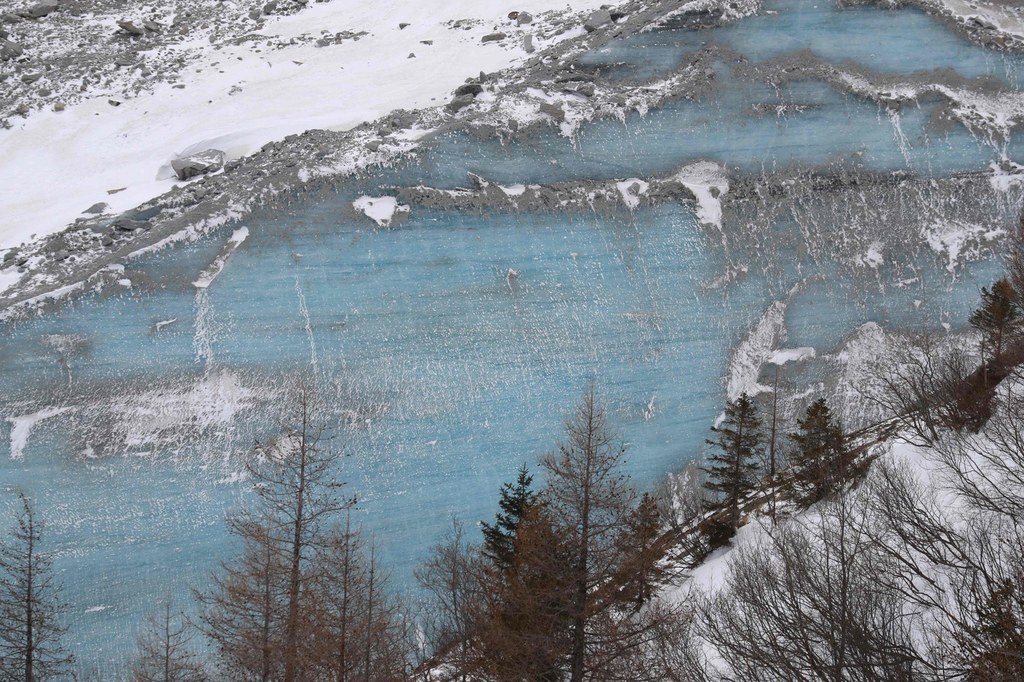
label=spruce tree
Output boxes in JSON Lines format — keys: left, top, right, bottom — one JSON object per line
{"left": 481, "top": 463, "right": 538, "bottom": 574}
{"left": 703, "top": 393, "right": 763, "bottom": 532}
{"left": 616, "top": 492, "right": 664, "bottom": 609}
{"left": 789, "top": 398, "right": 846, "bottom": 501}
{"left": 969, "top": 278, "right": 1021, "bottom": 364}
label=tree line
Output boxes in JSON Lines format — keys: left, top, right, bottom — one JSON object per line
{"left": 3, "top": 227, "right": 1024, "bottom": 680}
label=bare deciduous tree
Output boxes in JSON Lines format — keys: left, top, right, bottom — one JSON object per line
{"left": 131, "top": 596, "right": 206, "bottom": 682}
{"left": 0, "top": 493, "right": 74, "bottom": 682}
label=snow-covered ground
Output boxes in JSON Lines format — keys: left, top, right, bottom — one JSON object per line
{"left": 0, "top": 0, "right": 609, "bottom": 254}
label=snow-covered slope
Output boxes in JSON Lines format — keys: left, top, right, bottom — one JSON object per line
{"left": 0, "top": 0, "right": 609, "bottom": 252}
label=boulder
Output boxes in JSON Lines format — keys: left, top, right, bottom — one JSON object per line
{"left": 83, "top": 202, "right": 109, "bottom": 215}
{"left": 539, "top": 102, "right": 565, "bottom": 123}
{"left": 0, "top": 39, "right": 22, "bottom": 60}
{"left": 481, "top": 32, "right": 506, "bottom": 43}
{"left": 584, "top": 8, "right": 612, "bottom": 32}
{"left": 517, "top": 11, "right": 533, "bottom": 25}
{"left": 446, "top": 94, "right": 475, "bottom": 112}
{"left": 171, "top": 149, "right": 225, "bottom": 180}
{"left": 117, "top": 20, "right": 145, "bottom": 36}
{"left": 454, "top": 82, "right": 483, "bottom": 97}
{"left": 523, "top": 33, "right": 534, "bottom": 53}
{"left": 25, "top": 1, "right": 59, "bottom": 19}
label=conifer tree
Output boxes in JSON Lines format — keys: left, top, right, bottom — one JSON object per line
{"left": 703, "top": 393, "right": 763, "bottom": 531}
{"left": 0, "top": 493, "right": 74, "bottom": 682}
{"left": 616, "top": 492, "right": 664, "bottom": 609}
{"left": 789, "top": 398, "right": 846, "bottom": 501}
{"left": 970, "top": 278, "right": 1021, "bottom": 365}
{"left": 481, "top": 464, "right": 538, "bottom": 574}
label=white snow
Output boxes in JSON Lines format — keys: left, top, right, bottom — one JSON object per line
{"left": 922, "top": 219, "right": 1005, "bottom": 272}
{"left": 8, "top": 407, "right": 72, "bottom": 461}
{"left": 353, "top": 196, "right": 410, "bottom": 227}
{"left": 615, "top": 178, "right": 650, "bottom": 210}
{"left": 675, "top": 161, "right": 730, "bottom": 228}
{"left": 0, "top": 0, "right": 609, "bottom": 253}
{"left": 498, "top": 183, "right": 528, "bottom": 197}
{"left": 768, "top": 347, "right": 816, "bottom": 365}
{"left": 934, "top": 0, "right": 1024, "bottom": 39}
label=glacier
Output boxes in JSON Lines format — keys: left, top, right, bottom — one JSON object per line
{"left": 0, "top": 0, "right": 1022, "bottom": 674}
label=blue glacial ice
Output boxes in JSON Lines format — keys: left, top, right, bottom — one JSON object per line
{"left": 0, "top": 0, "right": 1021, "bottom": 675}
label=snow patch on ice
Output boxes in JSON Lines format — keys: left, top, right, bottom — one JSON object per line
{"left": 616, "top": 178, "right": 650, "bottom": 210}
{"left": 193, "top": 227, "right": 249, "bottom": 289}
{"left": 8, "top": 407, "right": 73, "bottom": 461}
{"left": 675, "top": 161, "right": 729, "bottom": 228}
{"left": 353, "top": 196, "right": 410, "bottom": 227}
{"left": 923, "top": 219, "right": 1005, "bottom": 272}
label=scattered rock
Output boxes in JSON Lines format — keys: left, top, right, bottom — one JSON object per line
{"left": 481, "top": 32, "right": 506, "bottom": 43}
{"left": 523, "top": 34, "right": 534, "bottom": 53}
{"left": 407, "top": 52, "right": 415, "bottom": 58}
{"left": 170, "top": 149, "right": 225, "bottom": 180}
{"left": 507, "top": 11, "right": 519, "bottom": 20}
{"left": 517, "top": 11, "right": 533, "bottom": 26}
{"left": 399, "top": 22, "right": 409, "bottom": 29}
{"left": 83, "top": 202, "right": 109, "bottom": 215}
{"left": 108, "top": 99, "right": 121, "bottom": 106}
{"left": 53, "top": 102, "right": 65, "bottom": 111}
{"left": 584, "top": 8, "right": 612, "bottom": 32}
{"left": 142, "top": 19, "right": 161, "bottom": 32}
{"left": 107, "top": 187, "right": 126, "bottom": 195}
{"left": 21, "top": 72, "right": 42, "bottom": 84}
{"left": 262, "top": 1, "right": 277, "bottom": 15}
{"left": 117, "top": 20, "right": 145, "bottom": 36}
{"left": 1, "top": 39, "right": 23, "bottom": 60}
{"left": 454, "top": 82, "right": 483, "bottom": 97}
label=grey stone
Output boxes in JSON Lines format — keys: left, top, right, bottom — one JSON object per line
{"left": 21, "top": 72, "right": 42, "bottom": 84}
{"left": 446, "top": 93, "right": 475, "bottom": 112}
{"left": 399, "top": 22, "right": 409, "bottom": 29}
{"left": 454, "top": 82, "right": 483, "bottom": 97}
{"left": 142, "top": 19, "right": 161, "bottom": 32}
{"left": 170, "top": 149, "right": 225, "bottom": 180}
{"left": 26, "top": 1, "right": 59, "bottom": 19}
{"left": 539, "top": 102, "right": 565, "bottom": 122}
{"left": 262, "top": 1, "right": 277, "bottom": 15}
{"left": 517, "top": 11, "right": 533, "bottom": 25}
{"left": 112, "top": 218, "right": 147, "bottom": 232}
{"left": 584, "top": 8, "right": 612, "bottom": 32}
{"left": 574, "top": 82, "right": 594, "bottom": 97}
{"left": 523, "top": 33, "right": 534, "bottom": 53}
{"left": 83, "top": 202, "right": 109, "bottom": 215}
{"left": 481, "top": 32, "right": 506, "bottom": 43}
{"left": 117, "top": 20, "right": 145, "bottom": 36}
{"left": 1, "top": 39, "right": 22, "bottom": 60}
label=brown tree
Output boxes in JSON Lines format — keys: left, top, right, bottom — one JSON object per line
{"left": 131, "top": 596, "right": 207, "bottom": 682}
{"left": 0, "top": 493, "right": 74, "bottom": 682}
{"left": 199, "top": 380, "right": 356, "bottom": 681}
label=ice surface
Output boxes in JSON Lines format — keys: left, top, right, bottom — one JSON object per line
{"left": 0, "top": 0, "right": 1021, "bottom": 675}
